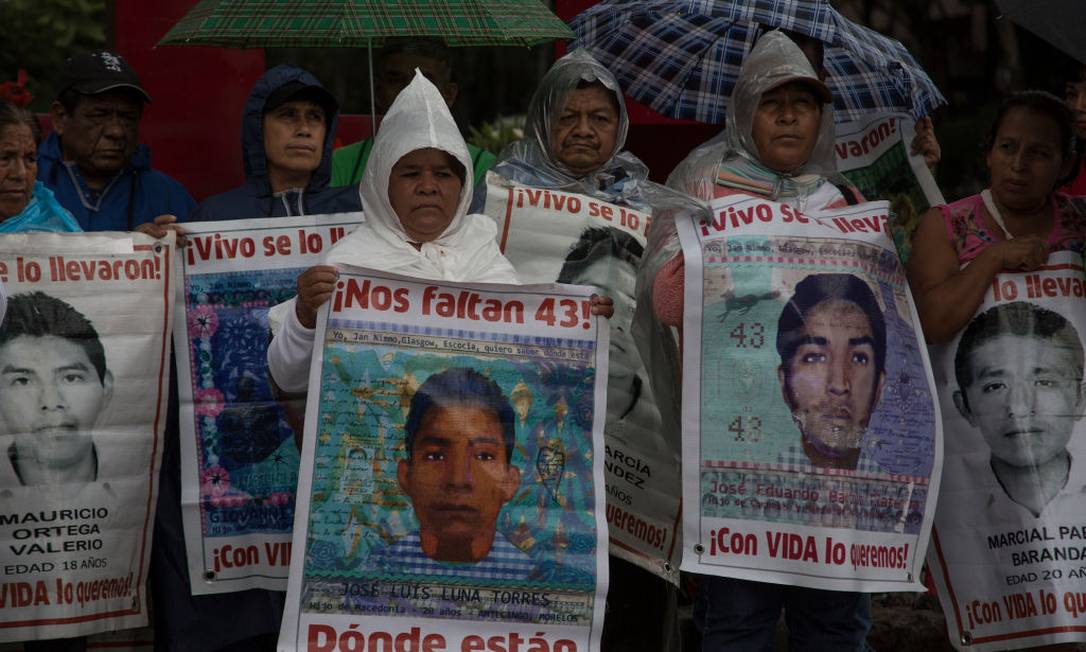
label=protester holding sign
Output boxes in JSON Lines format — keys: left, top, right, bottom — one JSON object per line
{"left": 192, "top": 65, "right": 360, "bottom": 220}
{"left": 268, "top": 71, "right": 536, "bottom": 393}
{"left": 910, "top": 92, "right": 1086, "bottom": 650}
{"left": 0, "top": 100, "right": 79, "bottom": 233}
{"left": 643, "top": 31, "right": 882, "bottom": 649}
{"left": 908, "top": 91, "right": 1083, "bottom": 344}
{"left": 491, "top": 48, "right": 689, "bottom": 651}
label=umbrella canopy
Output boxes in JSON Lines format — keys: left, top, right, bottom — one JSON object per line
{"left": 570, "top": 0, "right": 945, "bottom": 124}
{"left": 996, "top": 0, "right": 1086, "bottom": 65}
{"left": 158, "top": 0, "right": 574, "bottom": 48}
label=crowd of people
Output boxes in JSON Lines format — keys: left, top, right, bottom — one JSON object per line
{"left": 1, "top": 23, "right": 1085, "bottom": 652}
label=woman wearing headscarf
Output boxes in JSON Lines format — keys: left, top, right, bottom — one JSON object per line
{"left": 638, "top": 31, "right": 872, "bottom": 650}
{"left": 492, "top": 49, "right": 686, "bottom": 652}
{"left": 268, "top": 72, "right": 611, "bottom": 393}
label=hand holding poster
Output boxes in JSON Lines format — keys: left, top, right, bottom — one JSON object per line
{"left": 834, "top": 113, "right": 946, "bottom": 264}
{"left": 175, "top": 214, "right": 362, "bottom": 595}
{"left": 0, "top": 232, "right": 174, "bottom": 642}
{"left": 279, "top": 268, "right": 609, "bottom": 651}
{"left": 484, "top": 172, "right": 681, "bottom": 582}
{"left": 928, "top": 250, "right": 1086, "bottom": 650}
{"left": 676, "top": 195, "right": 941, "bottom": 592}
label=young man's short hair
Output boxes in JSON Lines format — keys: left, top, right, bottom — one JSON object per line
{"left": 0, "top": 292, "right": 107, "bottom": 383}
{"left": 403, "top": 368, "right": 517, "bottom": 463}
{"left": 556, "top": 226, "right": 643, "bottom": 284}
{"left": 776, "top": 273, "right": 887, "bottom": 377}
{"left": 954, "top": 301, "right": 1085, "bottom": 409}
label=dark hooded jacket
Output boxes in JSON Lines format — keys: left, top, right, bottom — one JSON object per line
{"left": 191, "top": 65, "right": 361, "bottom": 220}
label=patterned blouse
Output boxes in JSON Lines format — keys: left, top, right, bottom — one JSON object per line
{"left": 938, "top": 192, "right": 1086, "bottom": 265}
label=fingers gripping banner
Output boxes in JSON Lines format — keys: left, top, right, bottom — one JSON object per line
{"left": 834, "top": 113, "right": 946, "bottom": 264}
{"left": 676, "top": 195, "right": 941, "bottom": 592}
{"left": 484, "top": 172, "right": 681, "bottom": 583}
{"left": 175, "top": 214, "right": 362, "bottom": 595}
{"left": 0, "top": 232, "right": 174, "bottom": 641}
{"left": 928, "top": 251, "right": 1086, "bottom": 650}
{"left": 279, "top": 268, "right": 609, "bottom": 651}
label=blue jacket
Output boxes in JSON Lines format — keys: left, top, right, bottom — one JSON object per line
{"left": 37, "top": 132, "right": 195, "bottom": 232}
{"left": 192, "top": 65, "right": 361, "bottom": 221}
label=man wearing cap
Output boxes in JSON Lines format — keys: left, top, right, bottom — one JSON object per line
{"left": 191, "top": 64, "right": 360, "bottom": 219}
{"left": 37, "top": 51, "right": 195, "bottom": 231}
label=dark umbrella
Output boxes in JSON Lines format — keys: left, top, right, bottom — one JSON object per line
{"left": 995, "top": 0, "right": 1086, "bottom": 64}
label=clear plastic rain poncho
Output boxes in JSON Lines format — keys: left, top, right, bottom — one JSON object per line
{"left": 493, "top": 49, "right": 653, "bottom": 206}
{"left": 633, "top": 31, "right": 854, "bottom": 436}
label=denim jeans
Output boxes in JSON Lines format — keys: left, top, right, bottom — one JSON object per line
{"left": 695, "top": 575, "right": 871, "bottom": 651}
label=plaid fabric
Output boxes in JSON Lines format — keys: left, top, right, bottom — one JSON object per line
{"left": 367, "top": 530, "right": 537, "bottom": 581}
{"left": 777, "top": 443, "right": 884, "bottom": 475}
{"left": 160, "top": 0, "right": 574, "bottom": 48}
{"left": 570, "top": 0, "right": 945, "bottom": 124}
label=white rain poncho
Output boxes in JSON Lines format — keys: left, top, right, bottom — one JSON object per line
{"left": 268, "top": 71, "right": 518, "bottom": 392}
{"left": 493, "top": 49, "right": 652, "bottom": 204}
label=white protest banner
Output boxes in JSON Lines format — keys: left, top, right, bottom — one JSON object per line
{"left": 928, "top": 250, "right": 1086, "bottom": 650}
{"left": 675, "top": 195, "right": 941, "bottom": 591}
{"left": 175, "top": 214, "right": 363, "bottom": 595}
{"left": 484, "top": 172, "right": 681, "bottom": 583}
{"left": 834, "top": 113, "right": 946, "bottom": 264}
{"left": 279, "top": 268, "right": 609, "bottom": 652}
{"left": 0, "top": 232, "right": 174, "bottom": 641}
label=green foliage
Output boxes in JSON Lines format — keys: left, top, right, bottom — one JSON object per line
{"left": 0, "top": 0, "right": 107, "bottom": 111}
{"left": 467, "top": 114, "right": 526, "bottom": 156}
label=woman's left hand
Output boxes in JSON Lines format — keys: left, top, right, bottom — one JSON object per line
{"left": 590, "top": 294, "right": 614, "bottom": 319}
{"left": 136, "top": 214, "right": 188, "bottom": 245}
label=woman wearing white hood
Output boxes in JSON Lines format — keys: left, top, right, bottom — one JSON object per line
{"left": 268, "top": 72, "right": 610, "bottom": 393}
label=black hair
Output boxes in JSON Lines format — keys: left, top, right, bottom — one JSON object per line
{"left": 0, "top": 292, "right": 108, "bottom": 383}
{"left": 403, "top": 368, "right": 516, "bottom": 464}
{"left": 556, "top": 226, "right": 643, "bottom": 284}
{"left": 378, "top": 37, "right": 452, "bottom": 81}
{"left": 0, "top": 100, "right": 39, "bottom": 144}
{"left": 954, "top": 301, "right": 1084, "bottom": 410}
{"left": 776, "top": 273, "right": 887, "bottom": 377}
{"left": 984, "top": 90, "right": 1076, "bottom": 164}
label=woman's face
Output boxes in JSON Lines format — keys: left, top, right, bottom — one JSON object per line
{"left": 751, "top": 82, "right": 822, "bottom": 173}
{"left": 987, "top": 107, "right": 1069, "bottom": 213}
{"left": 388, "top": 148, "right": 463, "bottom": 242}
{"left": 0, "top": 124, "right": 36, "bottom": 220}
{"left": 1064, "top": 72, "right": 1086, "bottom": 140}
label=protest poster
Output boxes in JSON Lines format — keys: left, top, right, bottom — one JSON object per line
{"left": 279, "top": 267, "right": 609, "bottom": 652}
{"left": 175, "top": 214, "right": 363, "bottom": 595}
{"left": 484, "top": 172, "right": 681, "bottom": 583}
{"left": 675, "top": 194, "right": 941, "bottom": 592}
{"left": 928, "top": 250, "right": 1086, "bottom": 650}
{"left": 834, "top": 113, "right": 946, "bottom": 264}
{"left": 0, "top": 232, "right": 174, "bottom": 641}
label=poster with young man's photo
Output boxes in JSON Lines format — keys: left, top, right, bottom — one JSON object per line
{"left": 0, "top": 232, "right": 174, "bottom": 642}
{"left": 928, "top": 250, "right": 1086, "bottom": 650}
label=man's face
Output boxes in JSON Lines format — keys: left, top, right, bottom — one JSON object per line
{"left": 751, "top": 81, "right": 823, "bottom": 173}
{"left": 778, "top": 300, "right": 885, "bottom": 453}
{"left": 263, "top": 99, "right": 327, "bottom": 179}
{"left": 551, "top": 86, "right": 620, "bottom": 177}
{"left": 956, "top": 333, "right": 1085, "bottom": 468}
{"left": 0, "top": 335, "right": 111, "bottom": 471}
{"left": 397, "top": 403, "right": 520, "bottom": 561}
{"left": 1064, "top": 73, "right": 1086, "bottom": 140}
{"left": 375, "top": 53, "right": 457, "bottom": 114}
{"left": 53, "top": 91, "right": 141, "bottom": 183}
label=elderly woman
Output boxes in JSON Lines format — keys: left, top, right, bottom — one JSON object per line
{"left": 641, "top": 31, "right": 871, "bottom": 650}
{"left": 908, "top": 91, "right": 1085, "bottom": 343}
{"left": 267, "top": 72, "right": 610, "bottom": 394}
{"left": 0, "top": 100, "right": 78, "bottom": 232}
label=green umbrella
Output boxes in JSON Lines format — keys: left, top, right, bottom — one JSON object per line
{"left": 157, "top": 0, "right": 574, "bottom": 48}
